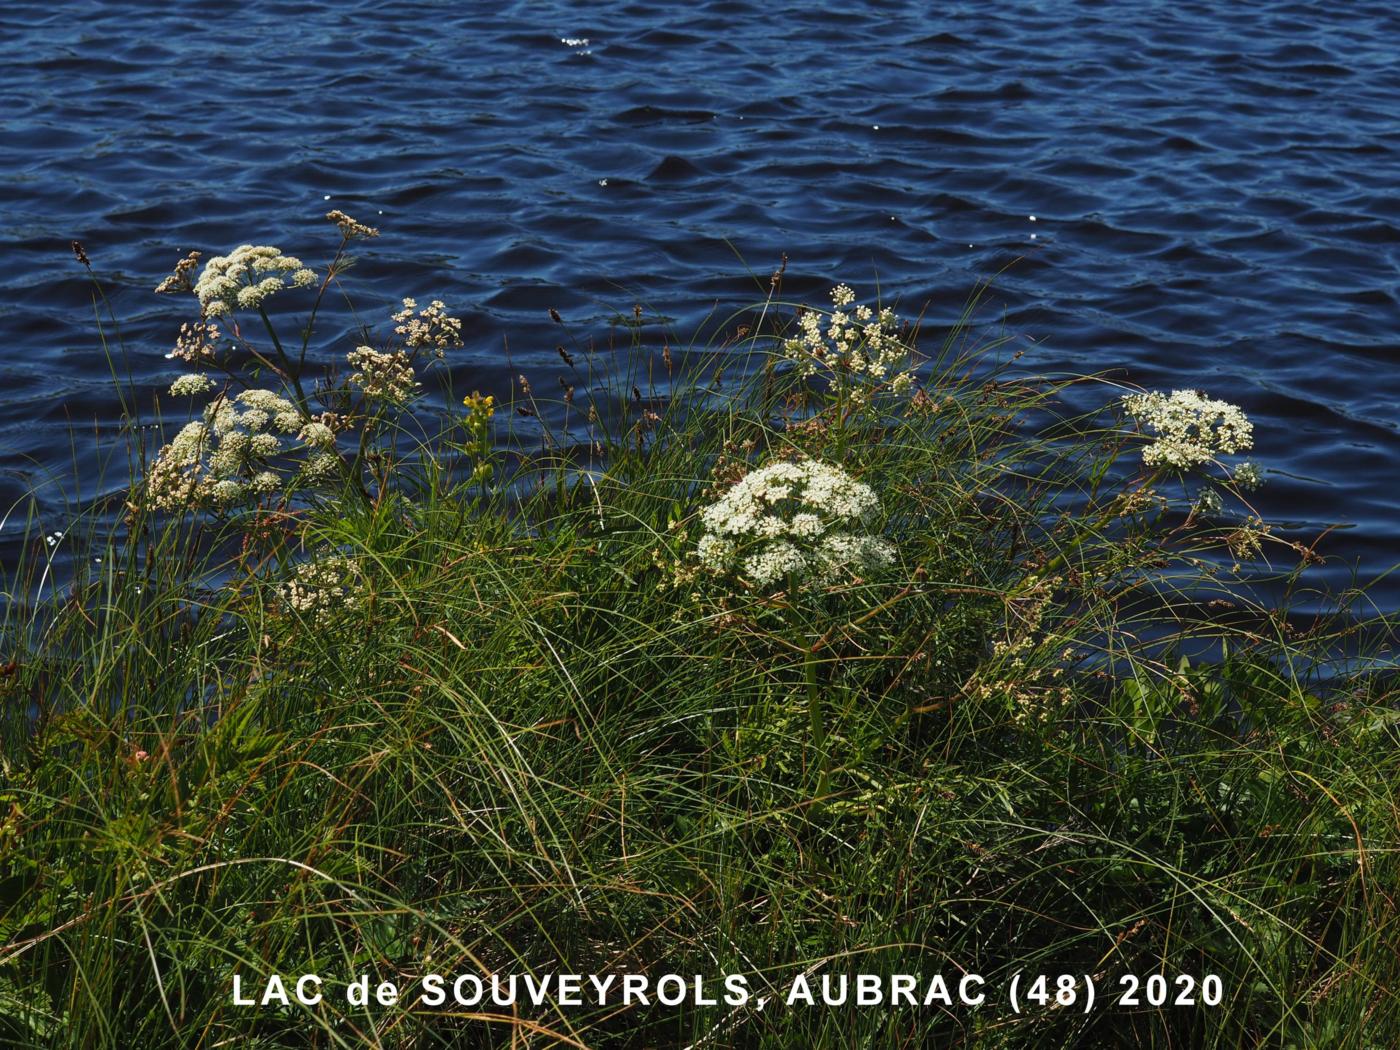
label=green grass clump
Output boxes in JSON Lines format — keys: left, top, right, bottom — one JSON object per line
{"left": 1, "top": 229, "right": 1397, "bottom": 1048}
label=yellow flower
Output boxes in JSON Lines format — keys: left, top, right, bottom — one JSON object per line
{"left": 463, "top": 391, "right": 495, "bottom": 417}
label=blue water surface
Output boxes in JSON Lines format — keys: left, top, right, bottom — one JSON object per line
{"left": 1, "top": 0, "right": 1397, "bottom": 606}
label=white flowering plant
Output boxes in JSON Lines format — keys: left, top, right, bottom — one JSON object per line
{"left": 33, "top": 240, "right": 1391, "bottom": 1049}
{"left": 781, "top": 284, "right": 917, "bottom": 408}
{"left": 146, "top": 211, "right": 467, "bottom": 514}
{"left": 694, "top": 458, "right": 896, "bottom": 590}
{"left": 1121, "top": 389, "right": 1263, "bottom": 519}
{"left": 691, "top": 456, "right": 898, "bottom": 804}
{"left": 278, "top": 551, "right": 365, "bottom": 624}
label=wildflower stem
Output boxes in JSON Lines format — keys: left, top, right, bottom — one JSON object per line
{"left": 297, "top": 237, "right": 349, "bottom": 375}
{"left": 805, "top": 641, "right": 830, "bottom": 801}
{"left": 257, "top": 307, "right": 311, "bottom": 417}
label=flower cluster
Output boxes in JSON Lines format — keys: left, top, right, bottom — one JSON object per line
{"left": 1122, "top": 390, "right": 1254, "bottom": 470}
{"left": 325, "top": 209, "right": 379, "bottom": 240}
{"left": 279, "top": 554, "right": 363, "bottom": 622}
{"left": 155, "top": 251, "right": 202, "bottom": 295}
{"left": 1194, "top": 487, "right": 1223, "bottom": 517}
{"left": 145, "top": 421, "right": 211, "bottom": 511}
{"left": 303, "top": 450, "right": 342, "bottom": 481}
{"left": 462, "top": 391, "right": 495, "bottom": 423}
{"left": 165, "top": 321, "right": 221, "bottom": 363}
{"left": 145, "top": 389, "right": 312, "bottom": 511}
{"left": 782, "top": 284, "right": 915, "bottom": 402}
{"left": 695, "top": 459, "right": 895, "bottom": 588}
{"left": 392, "top": 297, "right": 464, "bottom": 359}
{"left": 298, "top": 419, "right": 336, "bottom": 449}
{"left": 348, "top": 346, "right": 417, "bottom": 403}
{"left": 461, "top": 390, "right": 496, "bottom": 467}
{"left": 213, "top": 388, "right": 303, "bottom": 435}
{"left": 169, "top": 373, "right": 216, "bottom": 397}
{"left": 1233, "top": 461, "right": 1263, "bottom": 490}
{"left": 193, "top": 245, "right": 317, "bottom": 317}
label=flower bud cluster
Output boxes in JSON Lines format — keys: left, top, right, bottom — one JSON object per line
{"left": 325, "top": 209, "right": 379, "bottom": 240}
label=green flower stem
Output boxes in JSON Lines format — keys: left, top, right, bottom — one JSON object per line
{"left": 257, "top": 306, "right": 312, "bottom": 418}
{"left": 805, "top": 637, "right": 830, "bottom": 802}
{"left": 297, "top": 236, "right": 349, "bottom": 375}
{"left": 259, "top": 301, "right": 370, "bottom": 503}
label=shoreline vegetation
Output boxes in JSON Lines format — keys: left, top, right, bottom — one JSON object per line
{"left": 1, "top": 215, "right": 1396, "bottom": 1047}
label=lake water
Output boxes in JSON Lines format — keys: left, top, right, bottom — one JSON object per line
{"left": 2, "top": 0, "right": 1397, "bottom": 608}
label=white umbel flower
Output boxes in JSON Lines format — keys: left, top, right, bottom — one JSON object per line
{"left": 169, "top": 373, "right": 216, "bottom": 397}
{"left": 348, "top": 345, "right": 418, "bottom": 403}
{"left": 279, "top": 554, "right": 363, "bottom": 622}
{"left": 1123, "top": 390, "right": 1254, "bottom": 469}
{"left": 781, "top": 284, "right": 915, "bottom": 403}
{"left": 298, "top": 421, "right": 335, "bottom": 448}
{"left": 696, "top": 458, "right": 894, "bottom": 588}
{"left": 144, "top": 387, "right": 310, "bottom": 511}
{"left": 194, "top": 245, "right": 315, "bottom": 317}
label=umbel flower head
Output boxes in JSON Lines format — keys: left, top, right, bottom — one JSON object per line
{"left": 392, "top": 297, "right": 464, "bottom": 359}
{"left": 144, "top": 389, "right": 318, "bottom": 511}
{"left": 696, "top": 458, "right": 895, "bottom": 588}
{"left": 348, "top": 346, "right": 417, "bottom": 403}
{"left": 279, "top": 553, "right": 364, "bottom": 623}
{"left": 1122, "top": 389, "right": 1253, "bottom": 470}
{"left": 169, "top": 373, "right": 216, "bottom": 397}
{"left": 193, "top": 245, "right": 316, "bottom": 317}
{"left": 782, "top": 284, "right": 915, "bottom": 402}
